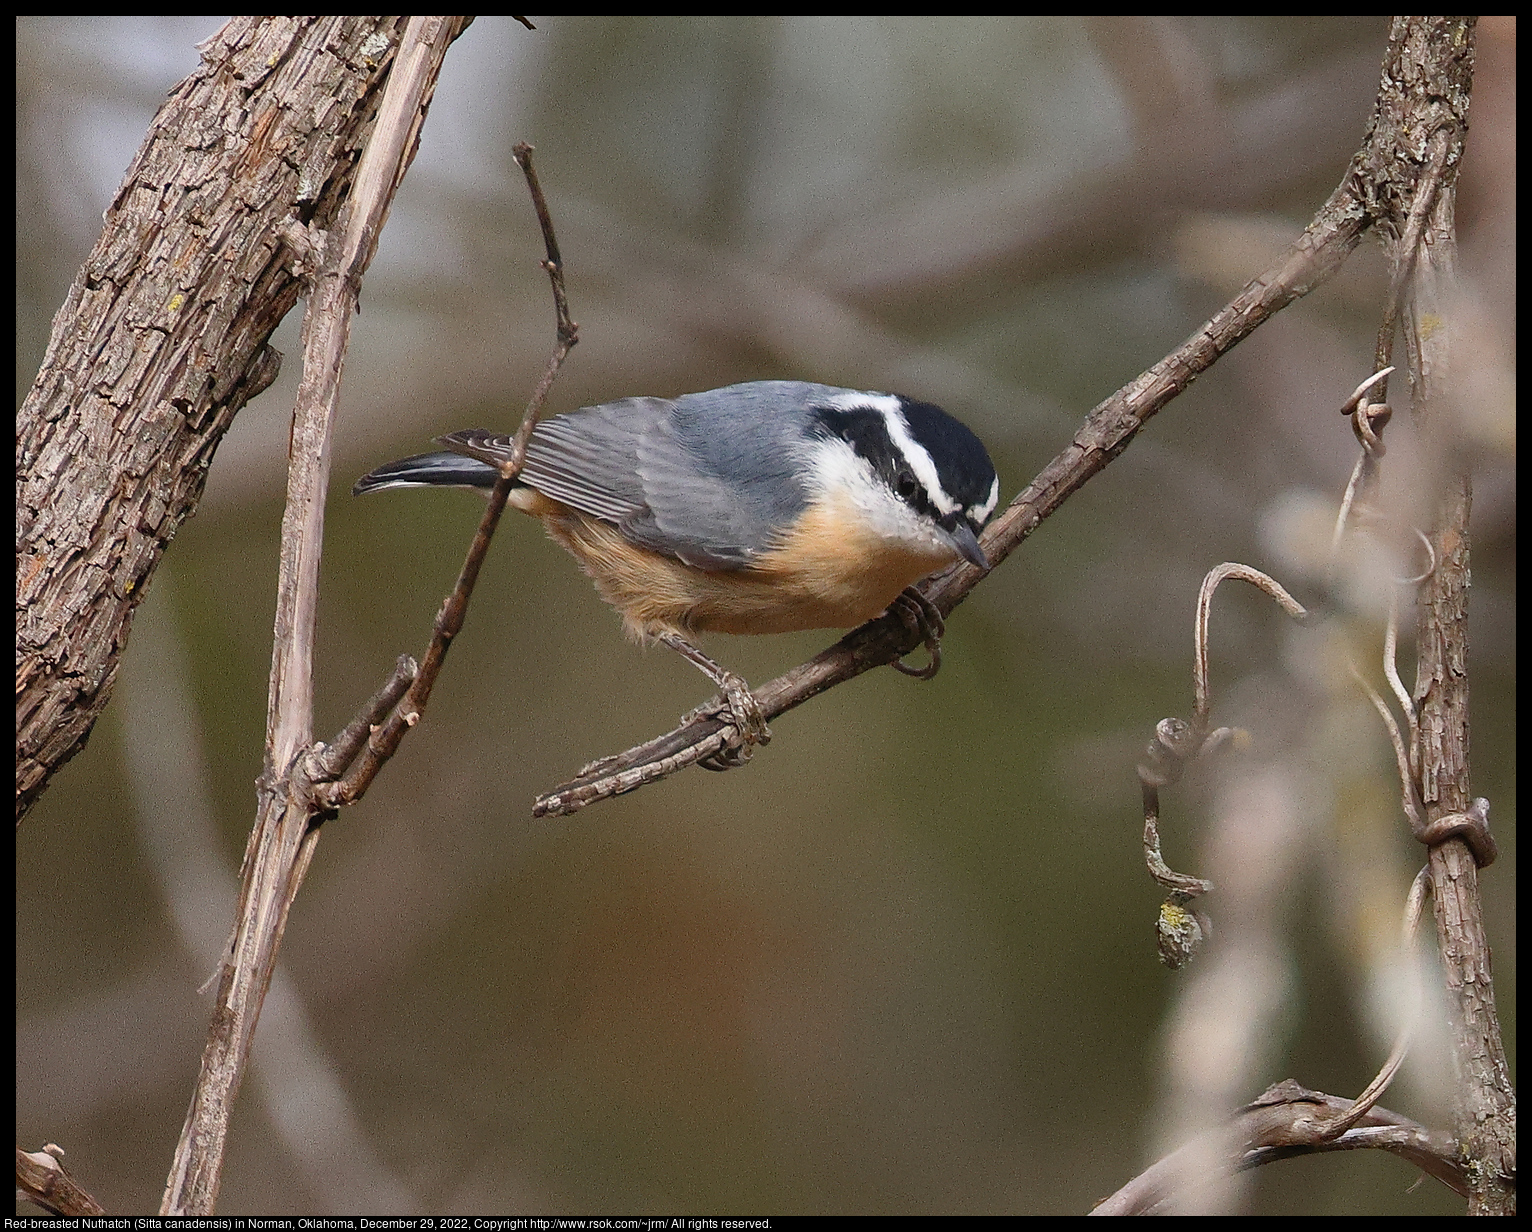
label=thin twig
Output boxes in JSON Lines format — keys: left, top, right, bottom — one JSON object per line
{"left": 162, "top": 20, "right": 469, "bottom": 1216}
{"left": 1371, "top": 130, "right": 1453, "bottom": 402}
{"left": 1381, "top": 589, "right": 1419, "bottom": 779}
{"left": 1352, "top": 655, "right": 1496, "bottom": 865}
{"left": 323, "top": 473, "right": 515, "bottom": 803}
{"left": 310, "top": 654, "right": 417, "bottom": 783}
{"left": 507, "top": 142, "right": 579, "bottom": 469}
{"left": 535, "top": 178, "right": 1373, "bottom": 815}
{"left": 1351, "top": 661, "right": 1426, "bottom": 837}
{"left": 1316, "top": 866, "right": 1432, "bottom": 1139}
{"left": 1139, "top": 728, "right": 1215, "bottom": 970}
{"left": 1133, "top": 563, "right": 1304, "bottom": 968}
{"left": 322, "top": 143, "right": 579, "bottom": 807}
{"left": 1335, "top": 131, "right": 1450, "bottom": 574}
{"left": 1330, "top": 366, "right": 1394, "bottom": 553}
{"left": 1192, "top": 563, "right": 1308, "bottom": 728}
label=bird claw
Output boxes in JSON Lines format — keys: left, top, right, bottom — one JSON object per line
{"left": 693, "top": 673, "right": 771, "bottom": 772}
{"left": 889, "top": 587, "right": 944, "bottom": 679}
{"left": 660, "top": 630, "right": 772, "bottom": 772}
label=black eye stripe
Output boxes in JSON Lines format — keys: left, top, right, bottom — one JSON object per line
{"left": 809, "top": 406, "right": 927, "bottom": 506}
{"left": 895, "top": 398, "right": 997, "bottom": 512}
{"left": 808, "top": 397, "right": 997, "bottom": 522}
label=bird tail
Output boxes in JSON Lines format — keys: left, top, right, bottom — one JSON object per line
{"left": 352, "top": 429, "right": 521, "bottom": 496}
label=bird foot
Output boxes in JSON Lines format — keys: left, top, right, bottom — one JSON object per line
{"left": 694, "top": 672, "right": 771, "bottom": 771}
{"left": 888, "top": 587, "right": 944, "bottom": 680}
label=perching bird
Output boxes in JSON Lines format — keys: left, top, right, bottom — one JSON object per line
{"left": 354, "top": 381, "right": 999, "bottom": 765}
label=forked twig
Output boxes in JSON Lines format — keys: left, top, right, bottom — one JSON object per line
{"left": 164, "top": 19, "right": 471, "bottom": 1215}
{"left": 318, "top": 142, "right": 578, "bottom": 808}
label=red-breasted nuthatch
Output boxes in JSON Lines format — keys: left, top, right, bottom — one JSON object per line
{"left": 354, "top": 381, "right": 999, "bottom": 764}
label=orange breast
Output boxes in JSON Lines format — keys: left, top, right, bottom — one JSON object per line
{"left": 520, "top": 492, "right": 955, "bottom": 641}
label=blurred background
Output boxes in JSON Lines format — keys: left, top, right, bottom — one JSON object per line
{"left": 16, "top": 16, "right": 1514, "bottom": 1216}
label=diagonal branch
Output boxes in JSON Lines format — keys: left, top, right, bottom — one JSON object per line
{"left": 318, "top": 142, "right": 578, "bottom": 809}
{"left": 161, "top": 18, "right": 472, "bottom": 1216}
{"left": 535, "top": 175, "right": 1370, "bottom": 816}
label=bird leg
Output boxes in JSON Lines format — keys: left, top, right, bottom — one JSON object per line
{"left": 660, "top": 632, "right": 772, "bottom": 770}
{"left": 888, "top": 587, "right": 944, "bottom": 680}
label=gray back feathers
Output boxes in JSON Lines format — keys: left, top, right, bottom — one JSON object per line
{"left": 522, "top": 382, "right": 835, "bottom": 569}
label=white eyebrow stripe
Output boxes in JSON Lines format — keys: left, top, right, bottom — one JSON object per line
{"left": 973, "top": 475, "right": 1000, "bottom": 523}
{"left": 825, "top": 391, "right": 961, "bottom": 516}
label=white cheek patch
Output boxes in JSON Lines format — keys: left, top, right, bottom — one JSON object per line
{"left": 825, "top": 390, "right": 962, "bottom": 517}
{"left": 805, "top": 437, "right": 946, "bottom": 550}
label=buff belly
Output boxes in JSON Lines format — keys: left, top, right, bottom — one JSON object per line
{"left": 511, "top": 488, "right": 956, "bottom": 641}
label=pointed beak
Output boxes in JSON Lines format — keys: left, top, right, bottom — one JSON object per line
{"left": 947, "top": 520, "right": 990, "bottom": 570}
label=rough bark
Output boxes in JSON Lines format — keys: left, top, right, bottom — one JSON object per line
{"left": 17, "top": 16, "right": 411, "bottom": 823}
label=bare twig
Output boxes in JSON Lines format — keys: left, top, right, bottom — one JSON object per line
{"left": 1352, "top": 663, "right": 1426, "bottom": 840}
{"left": 1315, "top": 867, "right": 1432, "bottom": 1140}
{"left": 1138, "top": 728, "right": 1216, "bottom": 970}
{"left": 535, "top": 177, "right": 1372, "bottom": 815}
{"left": 1380, "top": 591, "right": 1419, "bottom": 780}
{"left": 1092, "top": 1079, "right": 1466, "bottom": 1214}
{"left": 1133, "top": 564, "right": 1306, "bottom": 968}
{"left": 319, "top": 142, "right": 578, "bottom": 808}
{"left": 1331, "top": 48, "right": 1455, "bottom": 563}
{"left": 1330, "top": 365, "right": 1394, "bottom": 552}
{"left": 310, "top": 655, "right": 418, "bottom": 784}
{"left": 161, "top": 19, "right": 470, "bottom": 1215}
{"left": 1356, "top": 635, "right": 1496, "bottom": 867}
{"left": 1371, "top": 130, "right": 1453, "bottom": 404}
{"left": 1192, "top": 564, "right": 1308, "bottom": 729}
{"left": 1137, "top": 722, "right": 1217, "bottom": 873}
{"left": 463, "top": 142, "right": 582, "bottom": 486}
{"left": 16, "top": 1144, "right": 106, "bottom": 1217}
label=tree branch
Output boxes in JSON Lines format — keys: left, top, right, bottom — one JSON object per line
{"left": 317, "top": 141, "right": 579, "bottom": 809}
{"left": 1359, "top": 16, "right": 1513, "bottom": 1217}
{"left": 1115, "top": 18, "right": 1512, "bottom": 1216}
{"left": 1091, "top": 1080, "right": 1466, "bottom": 1215}
{"left": 160, "top": 18, "right": 473, "bottom": 1216}
{"left": 535, "top": 162, "right": 1370, "bottom": 815}
{"left": 17, "top": 17, "right": 420, "bottom": 825}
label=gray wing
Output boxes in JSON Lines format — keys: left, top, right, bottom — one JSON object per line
{"left": 520, "top": 397, "right": 665, "bottom": 524}
{"left": 521, "top": 383, "right": 824, "bottom": 570}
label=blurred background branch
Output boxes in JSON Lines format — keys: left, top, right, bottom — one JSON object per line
{"left": 17, "top": 16, "right": 1513, "bottom": 1216}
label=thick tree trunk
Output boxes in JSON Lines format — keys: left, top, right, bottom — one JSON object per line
{"left": 17, "top": 16, "right": 411, "bottom": 823}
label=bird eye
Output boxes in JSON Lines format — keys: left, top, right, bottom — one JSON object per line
{"left": 895, "top": 471, "right": 917, "bottom": 499}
